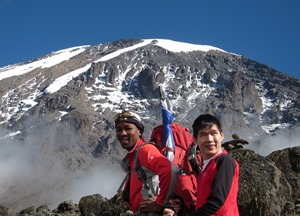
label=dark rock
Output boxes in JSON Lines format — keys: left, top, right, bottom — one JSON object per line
{"left": 18, "top": 206, "right": 35, "bottom": 215}
{"left": 35, "top": 205, "right": 51, "bottom": 214}
{"left": 0, "top": 205, "right": 15, "bottom": 216}
{"left": 267, "top": 146, "right": 300, "bottom": 200}
{"left": 282, "top": 201, "right": 295, "bottom": 216}
{"left": 57, "top": 200, "right": 79, "bottom": 213}
{"left": 222, "top": 134, "right": 249, "bottom": 151}
{"left": 230, "top": 148, "right": 294, "bottom": 216}
{"left": 79, "top": 194, "right": 107, "bottom": 216}
{"left": 79, "top": 193, "right": 129, "bottom": 216}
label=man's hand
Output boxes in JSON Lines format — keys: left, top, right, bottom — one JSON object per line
{"left": 163, "top": 207, "right": 175, "bottom": 216}
{"left": 167, "top": 198, "right": 182, "bottom": 213}
{"left": 139, "top": 197, "right": 163, "bottom": 212}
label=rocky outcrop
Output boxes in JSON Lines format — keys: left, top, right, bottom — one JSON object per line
{"left": 267, "top": 147, "right": 300, "bottom": 200}
{"left": 1, "top": 147, "right": 298, "bottom": 216}
{"left": 231, "top": 149, "right": 294, "bottom": 215}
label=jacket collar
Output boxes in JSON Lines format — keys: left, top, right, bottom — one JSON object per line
{"left": 128, "top": 138, "right": 145, "bottom": 153}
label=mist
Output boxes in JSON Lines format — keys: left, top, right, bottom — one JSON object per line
{"left": 0, "top": 135, "right": 125, "bottom": 211}
{"left": 246, "top": 125, "right": 300, "bottom": 156}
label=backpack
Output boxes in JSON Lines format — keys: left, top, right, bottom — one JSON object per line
{"left": 148, "top": 122, "right": 201, "bottom": 210}
{"left": 149, "top": 122, "right": 196, "bottom": 175}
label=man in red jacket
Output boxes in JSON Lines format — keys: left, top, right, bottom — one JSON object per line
{"left": 164, "top": 114, "right": 240, "bottom": 216}
{"left": 115, "top": 110, "right": 178, "bottom": 215}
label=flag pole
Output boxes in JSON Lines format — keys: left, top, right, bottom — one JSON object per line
{"left": 159, "top": 85, "right": 175, "bottom": 161}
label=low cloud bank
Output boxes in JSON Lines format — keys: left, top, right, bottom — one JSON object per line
{"left": 247, "top": 125, "right": 300, "bottom": 156}
{"left": 0, "top": 137, "right": 124, "bottom": 211}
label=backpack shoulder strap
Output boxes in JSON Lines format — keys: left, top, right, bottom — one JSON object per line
{"left": 134, "top": 143, "right": 161, "bottom": 198}
{"left": 117, "top": 173, "right": 129, "bottom": 193}
{"left": 117, "top": 143, "right": 148, "bottom": 196}
{"left": 133, "top": 142, "right": 148, "bottom": 183}
{"left": 133, "top": 142, "right": 158, "bottom": 182}
{"left": 187, "top": 142, "right": 201, "bottom": 176}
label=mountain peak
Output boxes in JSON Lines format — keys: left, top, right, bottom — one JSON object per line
{"left": 0, "top": 38, "right": 299, "bottom": 211}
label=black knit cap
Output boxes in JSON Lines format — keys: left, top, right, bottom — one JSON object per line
{"left": 114, "top": 111, "right": 144, "bottom": 134}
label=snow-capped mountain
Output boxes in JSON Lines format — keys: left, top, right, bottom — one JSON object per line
{"left": 0, "top": 38, "right": 299, "bottom": 210}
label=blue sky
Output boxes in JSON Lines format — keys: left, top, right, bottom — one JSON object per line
{"left": 1, "top": 0, "right": 299, "bottom": 78}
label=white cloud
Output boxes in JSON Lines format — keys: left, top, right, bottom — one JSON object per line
{"left": 0, "top": 137, "right": 124, "bottom": 210}
{"left": 247, "top": 126, "right": 300, "bottom": 156}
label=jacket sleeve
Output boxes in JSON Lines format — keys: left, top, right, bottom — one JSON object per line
{"left": 139, "top": 144, "right": 178, "bottom": 206}
{"left": 195, "top": 154, "right": 237, "bottom": 215}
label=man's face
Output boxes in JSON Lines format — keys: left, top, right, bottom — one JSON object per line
{"left": 115, "top": 122, "right": 141, "bottom": 150}
{"left": 194, "top": 124, "right": 224, "bottom": 160}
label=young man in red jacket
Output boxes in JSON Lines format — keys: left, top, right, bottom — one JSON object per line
{"left": 115, "top": 111, "right": 178, "bottom": 215}
{"left": 164, "top": 114, "right": 240, "bottom": 216}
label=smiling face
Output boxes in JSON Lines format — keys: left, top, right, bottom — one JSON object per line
{"left": 115, "top": 121, "right": 142, "bottom": 151}
{"left": 194, "top": 124, "right": 224, "bottom": 160}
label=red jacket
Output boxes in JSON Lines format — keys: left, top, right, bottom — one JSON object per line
{"left": 194, "top": 150, "right": 240, "bottom": 216}
{"left": 125, "top": 138, "right": 178, "bottom": 212}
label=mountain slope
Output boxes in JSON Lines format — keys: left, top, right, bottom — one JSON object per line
{"left": 0, "top": 38, "right": 299, "bottom": 210}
